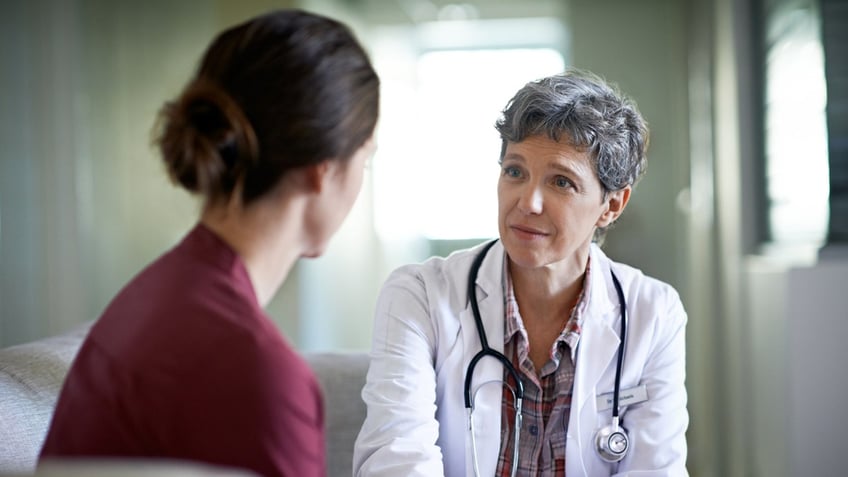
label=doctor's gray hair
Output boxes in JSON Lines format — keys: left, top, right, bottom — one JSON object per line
{"left": 495, "top": 70, "right": 648, "bottom": 191}
{"left": 494, "top": 69, "right": 649, "bottom": 242}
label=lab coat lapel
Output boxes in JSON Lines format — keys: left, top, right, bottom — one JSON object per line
{"left": 575, "top": 246, "right": 620, "bottom": 410}
{"left": 573, "top": 314, "right": 619, "bottom": 412}
{"left": 459, "top": 241, "right": 506, "bottom": 477}
{"left": 568, "top": 246, "right": 621, "bottom": 472}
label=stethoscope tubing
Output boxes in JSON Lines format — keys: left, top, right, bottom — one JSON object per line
{"left": 609, "top": 270, "right": 627, "bottom": 420}
{"left": 464, "top": 239, "right": 629, "bottom": 469}
{"left": 463, "top": 239, "right": 523, "bottom": 409}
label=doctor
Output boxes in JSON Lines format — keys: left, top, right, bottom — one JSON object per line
{"left": 353, "top": 69, "right": 688, "bottom": 476}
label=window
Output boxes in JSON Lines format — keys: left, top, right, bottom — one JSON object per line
{"left": 370, "top": 18, "right": 566, "bottom": 241}
{"left": 762, "top": 1, "right": 830, "bottom": 249}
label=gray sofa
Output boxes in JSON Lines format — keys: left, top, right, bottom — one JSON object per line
{"left": 0, "top": 324, "right": 370, "bottom": 477}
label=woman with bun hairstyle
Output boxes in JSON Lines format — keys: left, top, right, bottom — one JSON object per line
{"left": 40, "top": 9, "right": 379, "bottom": 477}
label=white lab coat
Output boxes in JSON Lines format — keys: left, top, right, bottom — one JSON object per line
{"left": 353, "top": 241, "right": 688, "bottom": 476}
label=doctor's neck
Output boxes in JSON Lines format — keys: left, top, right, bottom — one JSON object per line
{"left": 509, "top": 252, "right": 589, "bottom": 324}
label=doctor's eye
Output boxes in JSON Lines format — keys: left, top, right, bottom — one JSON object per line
{"left": 502, "top": 166, "right": 522, "bottom": 179}
{"left": 553, "top": 175, "right": 573, "bottom": 189}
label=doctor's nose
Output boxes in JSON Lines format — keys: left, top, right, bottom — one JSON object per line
{"left": 517, "top": 185, "right": 543, "bottom": 215}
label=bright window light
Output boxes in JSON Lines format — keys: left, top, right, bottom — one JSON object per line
{"left": 373, "top": 44, "right": 564, "bottom": 240}
{"left": 765, "top": 7, "right": 830, "bottom": 247}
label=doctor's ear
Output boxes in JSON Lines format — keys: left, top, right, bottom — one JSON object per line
{"left": 596, "top": 186, "right": 631, "bottom": 228}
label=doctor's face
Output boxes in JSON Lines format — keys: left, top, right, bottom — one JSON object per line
{"left": 497, "top": 134, "right": 614, "bottom": 270}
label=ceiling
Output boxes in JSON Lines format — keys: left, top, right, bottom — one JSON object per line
{"left": 331, "top": 0, "right": 566, "bottom": 25}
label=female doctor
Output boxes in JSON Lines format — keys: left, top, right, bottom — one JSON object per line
{"left": 353, "top": 70, "right": 688, "bottom": 476}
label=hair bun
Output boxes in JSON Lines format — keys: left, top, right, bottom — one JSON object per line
{"left": 156, "top": 80, "right": 258, "bottom": 199}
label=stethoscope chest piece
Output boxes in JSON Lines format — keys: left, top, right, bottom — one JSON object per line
{"left": 594, "top": 418, "right": 629, "bottom": 463}
{"left": 467, "top": 239, "right": 632, "bottom": 471}
{"left": 593, "top": 269, "right": 631, "bottom": 464}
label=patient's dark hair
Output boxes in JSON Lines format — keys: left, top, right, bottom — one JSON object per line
{"left": 156, "top": 9, "right": 380, "bottom": 205}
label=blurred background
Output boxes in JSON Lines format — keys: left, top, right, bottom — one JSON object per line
{"left": 1, "top": 0, "right": 846, "bottom": 475}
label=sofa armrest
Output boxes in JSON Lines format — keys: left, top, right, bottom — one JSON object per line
{"left": 0, "top": 328, "right": 370, "bottom": 477}
{"left": 304, "top": 352, "right": 369, "bottom": 477}
{"left": 0, "top": 325, "right": 90, "bottom": 473}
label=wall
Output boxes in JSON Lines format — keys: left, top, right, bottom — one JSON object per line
{"left": 292, "top": 0, "right": 695, "bottom": 349}
{"left": 746, "top": 255, "right": 848, "bottom": 477}
{"left": 0, "top": 0, "right": 694, "bottom": 346}
{"left": 569, "top": 0, "right": 691, "bottom": 291}
{"left": 784, "top": 258, "right": 848, "bottom": 477}
{"left": 0, "top": 0, "right": 292, "bottom": 346}
{"left": 568, "top": 1, "right": 717, "bottom": 475}
{"left": 708, "top": 0, "right": 848, "bottom": 475}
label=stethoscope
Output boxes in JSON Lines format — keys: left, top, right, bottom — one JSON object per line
{"left": 463, "top": 239, "right": 629, "bottom": 476}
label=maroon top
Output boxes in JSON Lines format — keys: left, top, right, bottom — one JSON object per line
{"left": 40, "top": 224, "right": 325, "bottom": 477}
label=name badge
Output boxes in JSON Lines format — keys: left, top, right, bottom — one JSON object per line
{"left": 596, "top": 384, "right": 649, "bottom": 411}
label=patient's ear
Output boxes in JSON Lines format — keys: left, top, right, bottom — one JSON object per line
{"left": 596, "top": 186, "right": 631, "bottom": 228}
{"left": 303, "top": 161, "right": 332, "bottom": 193}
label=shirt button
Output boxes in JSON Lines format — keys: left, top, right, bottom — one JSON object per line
{"left": 529, "top": 425, "right": 539, "bottom": 436}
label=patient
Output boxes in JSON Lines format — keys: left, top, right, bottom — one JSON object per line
{"left": 39, "top": 9, "right": 379, "bottom": 477}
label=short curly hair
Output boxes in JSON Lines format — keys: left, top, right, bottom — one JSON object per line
{"left": 495, "top": 69, "right": 649, "bottom": 242}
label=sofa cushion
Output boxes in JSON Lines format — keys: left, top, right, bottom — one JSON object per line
{"left": 0, "top": 327, "right": 370, "bottom": 477}
{"left": 304, "top": 351, "right": 369, "bottom": 477}
{"left": 0, "top": 325, "right": 89, "bottom": 473}
{"left": 30, "top": 458, "right": 259, "bottom": 476}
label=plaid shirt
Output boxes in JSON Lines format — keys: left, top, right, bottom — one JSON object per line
{"left": 495, "top": 258, "right": 591, "bottom": 476}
